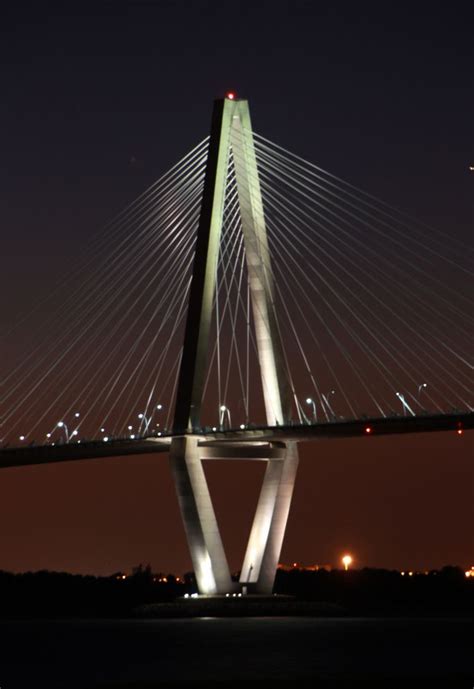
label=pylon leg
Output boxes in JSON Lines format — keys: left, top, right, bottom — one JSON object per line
{"left": 240, "top": 442, "right": 299, "bottom": 594}
{"left": 169, "top": 436, "right": 235, "bottom": 595}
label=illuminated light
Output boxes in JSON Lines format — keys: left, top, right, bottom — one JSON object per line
{"left": 57, "top": 421, "right": 64, "bottom": 428}
{"left": 19, "top": 435, "right": 25, "bottom": 441}
{"left": 103, "top": 436, "right": 109, "bottom": 442}
{"left": 46, "top": 433, "right": 51, "bottom": 438}
{"left": 127, "top": 425, "right": 133, "bottom": 431}
{"left": 401, "top": 571, "right": 405, "bottom": 576}
{"left": 77, "top": 440, "right": 81, "bottom": 444}
{"left": 342, "top": 554, "right": 353, "bottom": 571}
{"left": 408, "top": 571, "right": 413, "bottom": 576}
{"left": 293, "top": 562, "right": 298, "bottom": 568}
{"left": 100, "top": 428, "right": 105, "bottom": 433}
{"left": 220, "top": 405, "right": 227, "bottom": 412}
{"left": 365, "top": 426, "right": 372, "bottom": 434}
{"left": 122, "top": 574, "right": 126, "bottom": 580}
{"left": 226, "top": 92, "right": 236, "bottom": 100}
{"left": 157, "top": 432, "right": 162, "bottom": 436}
{"left": 184, "top": 593, "right": 189, "bottom": 598}
{"left": 212, "top": 426, "right": 217, "bottom": 432}
{"left": 130, "top": 434, "right": 135, "bottom": 439}
{"left": 465, "top": 571, "right": 471, "bottom": 578}
{"left": 156, "top": 404, "right": 163, "bottom": 410}
{"left": 138, "top": 413, "right": 144, "bottom": 419}
{"left": 225, "top": 593, "right": 230, "bottom": 598}
{"left": 74, "top": 412, "right": 80, "bottom": 418}
{"left": 305, "top": 398, "right": 312, "bottom": 404}
{"left": 457, "top": 429, "right": 463, "bottom": 435}
{"left": 240, "top": 424, "right": 245, "bottom": 429}
{"left": 72, "top": 430, "right": 78, "bottom": 436}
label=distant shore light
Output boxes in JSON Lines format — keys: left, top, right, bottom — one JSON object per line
{"left": 342, "top": 554, "right": 353, "bottom": 571}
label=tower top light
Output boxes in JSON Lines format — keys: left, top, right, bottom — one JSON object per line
{"left": 226, "top": 91, "right": 236, "bottom": 100}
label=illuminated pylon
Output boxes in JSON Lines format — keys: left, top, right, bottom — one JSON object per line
{"left": 169, "top": 95, "right": 299, "bottom": 595}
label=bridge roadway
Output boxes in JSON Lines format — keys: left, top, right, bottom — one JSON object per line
{"left": 0, "top": 412, "right": 471, "bottom": 470}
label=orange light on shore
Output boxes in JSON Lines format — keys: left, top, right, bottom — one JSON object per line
{"left": 342, "top": 554, "right": 353, "bottom": 571}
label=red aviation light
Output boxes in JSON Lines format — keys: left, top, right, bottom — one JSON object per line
{"left": 226, "top": 91, "right": 236, "bottom": 100}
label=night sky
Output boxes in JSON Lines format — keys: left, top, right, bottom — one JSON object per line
{"left": 0, "top": 1, "right": 472, "bottom": 576}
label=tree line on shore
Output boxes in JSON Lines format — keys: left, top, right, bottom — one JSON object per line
{"left": 0, "top": 564, "right": 471, "bottom": 617}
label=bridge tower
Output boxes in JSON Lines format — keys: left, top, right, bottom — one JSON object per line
{"left": 170, "top": 95, "right": 299, "bottom": 595}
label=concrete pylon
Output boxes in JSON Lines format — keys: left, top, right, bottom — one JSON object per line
{"left": 170, "top": 96, "right": 300, "bottom": 595}
{"left": 169, "top": 436, "right": 235, "bottom": 594}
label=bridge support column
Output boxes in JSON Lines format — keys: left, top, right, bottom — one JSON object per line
{"left": 240, "top": 442, "right": 299, "bottom": 594}
{"left": 169, "top": 435, "right": 235, "bottom": 595}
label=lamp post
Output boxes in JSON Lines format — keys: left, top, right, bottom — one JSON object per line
{"left": 138, "top": 413, "right": 150, "bottom": 435}
{"left": 219, "top": 405, "right": 232, "bottom": 430}
{"left": 57, "top": 421, "right": 70, "bottom": 443}
{"left": 138, "top": 404, "right": 163, "bottom": 435}
{"left": 395, "top": 391, "right": 415, "bottom": 417}
{"left": 322, "top": 390, "right": 336, "bottom": 419}
{"left": 305, "top": 397, "right": 317, "bottom": 423}
{"left": 417, "top": 382, "right": 427, "bottom": 398}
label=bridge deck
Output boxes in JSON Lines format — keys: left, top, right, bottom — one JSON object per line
{"left": 0, "top": 412, "right": 471, "bottom": 470}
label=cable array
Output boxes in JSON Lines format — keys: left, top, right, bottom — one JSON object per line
{"left": 2, "top": 126, "right": 472, "bottom": 447}
{"left": 231, "top": 130, "right": 473, "bottom": 423}
{"left": 1, "top": 139, "right": 209, "bottom": 445}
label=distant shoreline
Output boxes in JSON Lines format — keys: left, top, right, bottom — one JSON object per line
{"left": 1, "top": 566, "right": 472, "bottom": 619}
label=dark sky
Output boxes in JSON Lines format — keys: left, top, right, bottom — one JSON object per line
{"left": 0, "top": 1, "right": 472, "bottom": 575}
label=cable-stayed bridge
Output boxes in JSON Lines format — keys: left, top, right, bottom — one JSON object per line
{"left": 1, "top": 95, "right": 472, "bottom": 594}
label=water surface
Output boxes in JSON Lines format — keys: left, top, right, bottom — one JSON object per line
{"left": 0, "top": 617, "right": 472, "bottom": 688}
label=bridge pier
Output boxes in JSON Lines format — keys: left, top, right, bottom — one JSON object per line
{"left": 169, "top": 436, "right": 299, "bottom": 596}
{"left": 240, "top": 442, "right": 299, "bottom": 594}
{"left": 169, "top": 435, "right": 236, "bottom": 595}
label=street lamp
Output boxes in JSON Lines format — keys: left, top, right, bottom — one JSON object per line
{"left": 57, "top": 421, "right": 70, "bottom": 443}
{"left": 322, "top": 390, "right": 336, "bottom": 419}
{"left": 137, "top": 413, "right": 150, "bottom": 434}
{"left": 305, "top": 398, "right": 317, "bottom": 423}
{"left": 219, "top": 405, "right": 232, "bottom": 429}
{"left": 138, "top": 404, "right": 163, "bottom": 435}
{"left": 417, "top": 382, "right": 427, "bottom": 397}
{"left": 395, "top": 392, "right": 415, "bottom": 417}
